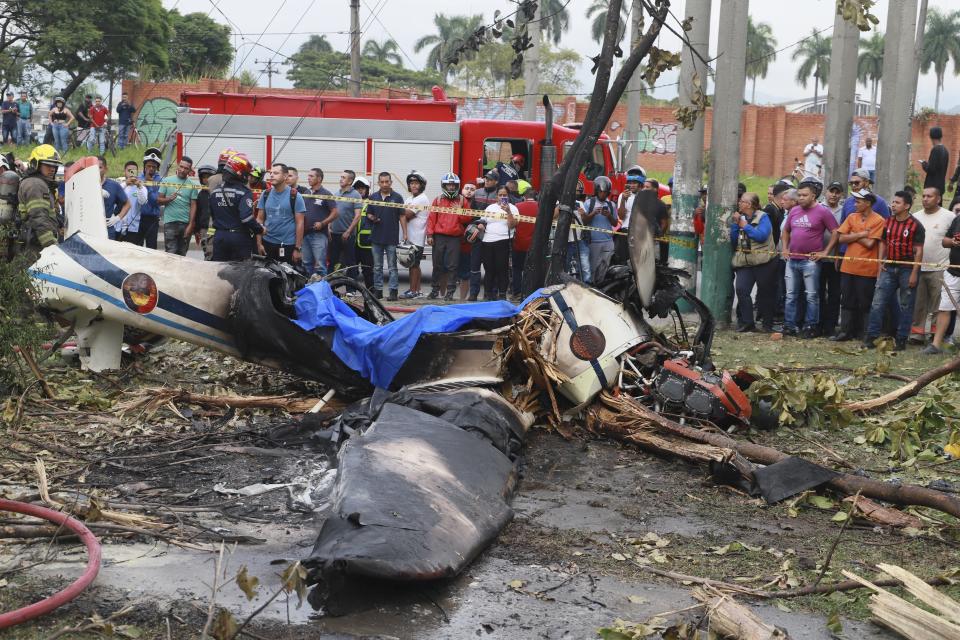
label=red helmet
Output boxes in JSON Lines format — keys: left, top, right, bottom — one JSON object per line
{"left": 223, "top": 153, "right": 252, "bottom": 181}
{"left": 511, "top": 153, "right": 525, "bottom": 167}
{"left": 217, "top": 147, "right": 239, "bottom": 165}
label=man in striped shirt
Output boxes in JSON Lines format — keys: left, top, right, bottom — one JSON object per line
{"left": 863, "top": 190, "right": 925, "bottom": 351}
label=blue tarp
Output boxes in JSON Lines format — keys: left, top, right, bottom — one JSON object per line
{"left": 291, "top": 281, "right": 544, "bottom": 389}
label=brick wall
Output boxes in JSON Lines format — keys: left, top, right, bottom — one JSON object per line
{"left": 126, "top": 79, "right": 960, "bottom": 180}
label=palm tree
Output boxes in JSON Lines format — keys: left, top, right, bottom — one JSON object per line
{"left": 363, "top": 38, "right": 402, "bottom": 66}
{"left": 857, "top": 32, "right": 883, "bottom": 115}
{"left": 792, "top": 29, "right": 831, "bottom": 112}
{"left": 540, "top": 0, "right": 571, "bottom": 45}
{"left": 300, "top": 35, "right": 332, "bottom": 54}
{"left": 745, "top": 17, "right": 777, "bottom": 104}
{"left": 585, "top": 0, "right": 628, "bottom": 44}
{"left": 414, "top": 13, "right": 483, "bottom": 81}
{"left": 920, "top": 8, "right": 960, "bottom": 113}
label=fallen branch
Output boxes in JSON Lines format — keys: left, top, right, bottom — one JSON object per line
{"left": 692, "top": 586, "right": 791, "bottom": 639}
{"left": 14, "top": 345, "right": 53, "bottom": 399}
{"left": 599, "top": 394, "right": 960, "bottom": 519}
{"left": 115, "top": 388, "right": 342, "bottom": 416}
{"left": 637, "top": 563, "right": 951, "bottom": 601}
{"left": 844, "top": 566, "right": 960, "bottom": 639}
{"left": 843, "top": 355, "right": 960, "bottom": 413}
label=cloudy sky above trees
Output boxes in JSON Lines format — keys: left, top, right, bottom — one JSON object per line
{"left": 163, "top": 0, "right": 960, "bottom": 112}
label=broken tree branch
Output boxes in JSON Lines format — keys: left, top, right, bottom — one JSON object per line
{"left": 600, "top": 394, "right": 960, "bottom": 519}
{"left": 692, "top": 586, "right": 792, "bottom": 639}
{"left": 843, "top": 355, "right": 960, "bottom": 413}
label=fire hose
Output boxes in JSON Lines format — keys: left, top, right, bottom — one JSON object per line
{"left": 0, "top": 499, "right": 101, "bottom": 630}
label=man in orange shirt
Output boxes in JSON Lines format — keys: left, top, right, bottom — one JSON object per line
{"left": 815, "top": 189, "right": 886, "bottom": 340}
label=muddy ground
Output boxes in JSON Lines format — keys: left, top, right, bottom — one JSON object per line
{"left": 2, "top": 329, "right": 959, "bottom": 639}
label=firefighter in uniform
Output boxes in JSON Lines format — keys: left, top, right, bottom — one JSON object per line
{"left": 15, "top": 144, "right": 61, "bottom": 262}
{"left": 210, "top": 152, "right": 263, "bottom": 261}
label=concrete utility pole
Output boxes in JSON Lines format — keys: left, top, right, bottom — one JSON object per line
{"left": 522, "top": 1, "right": 542, "bottom": 121}
{"left": 822, "top": 9, "right": 860, "bottom": 189}
{"left": 255, "top": 59, "right": 281, "bottom": 88}
{"left": 669, "top": 0, "right": 711, "bottom": 298}
{"left": 349, "top": 0, "right": 362, "bottom": 98}
{"left": 623, "top": 0, "right": 645, "bottom": 166}
{"left": 701, "top": 0, "right": 748, "bottom": 325}
{"left": 874, "top": 0, "right": 920, "bottom": 201}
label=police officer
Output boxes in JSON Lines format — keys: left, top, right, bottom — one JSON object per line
{"left": 495, "top": 153, "right": 525, "bottom": 186}
{"left": 16, "top": 144, "right": 61, "bottom": 262}
{"left": 210, "top": 153, "right": 263, "bottom": 261}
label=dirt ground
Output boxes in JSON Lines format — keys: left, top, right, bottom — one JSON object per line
{"left": 2, "top": 328, "right": 959, "bottom": 639}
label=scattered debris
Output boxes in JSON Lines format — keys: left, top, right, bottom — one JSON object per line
{"left": 844, "top": 564, "right": 960, "bottom": 639}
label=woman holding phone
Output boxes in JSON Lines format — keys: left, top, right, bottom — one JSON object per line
{"left": 478, "top": 185, "right": 518, "bottom": 300}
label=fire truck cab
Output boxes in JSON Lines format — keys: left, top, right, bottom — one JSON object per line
{"left": 176, "top": 86, "right": 622, "bottom": 197}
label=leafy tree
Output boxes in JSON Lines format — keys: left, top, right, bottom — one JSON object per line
{"left": 363, "top": 39, "right": 402, "bottom": 67}
{"left": 745, "top": 17, "right": 776, "bottom": 104}
{"left": 857, "top": 31, "right": 883, "bottom": 115}
{"left": 920, "top": 8, "right": 960, "bottom": 113}
{"left": 451, "top": 41, "right": 580, "bottom": 97}
{"left": 287, "top": 50, "right": 441, "bottom": 93}
{"left": 414, "top": 14, "right": 484, "bottom": 82}
{"left": 585, "top": 0, "right": 627, "bottom": 44}
{"left": 791, "top": 29, "right": 831, "bottom": 110}
{"left": 164, "top": 11, "right": 233, "bottom": 80}
{"left": 238, "top": 69, "right": 258, "bottom": 87}
{"left": 540, "top": 0, "right": 571, "bottom": 45}
{"left": 301, "top": 35, "right": 333, "bottom": 54}
{"left": 30, "top": 0, "right": 172, "bottom": 100}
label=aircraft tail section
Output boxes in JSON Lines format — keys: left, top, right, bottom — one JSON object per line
{"left": 64, "top": 157, "right": 107, "bottom": 240}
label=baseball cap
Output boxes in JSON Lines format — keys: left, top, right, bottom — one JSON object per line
{"left": 484, "top": 169, "right": 498, "bottom": 180}
{"left": 827, "top": 181, "right": 844, "bottom": 192}
{"left": 851, "top": 188, "right": 877, "bottom": 203}
{"left": 626, "top": 174, "right": 643, "bottom": 183}
{"left": 850, "top": 168, "right": 871, "bottom": 181}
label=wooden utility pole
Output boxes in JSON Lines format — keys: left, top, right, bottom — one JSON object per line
{"left": 822, "top": 7, "right": 860, "bottom": 189}
{"left": 623, "top": 0, "right": 644, "bottom": 165}
{"left": 700, "top": 0, "right": 748, "bottom": 325}
{"left": 669, "top": 0, "right": 711, "bottom": 298}
{"left": 522, "top": 1, "right": 542, "bottom": 121}
{"left": 349, "top": 0, "right": 361, "bottom": 98}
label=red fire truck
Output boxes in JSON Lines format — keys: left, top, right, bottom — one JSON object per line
{"left": 176, "top": 86, "right": 624, "bottom": 196}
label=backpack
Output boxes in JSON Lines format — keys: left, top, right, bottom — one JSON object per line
{"left": 263, "top": 186, "right": 298, "bottom": 215}
{"left": 0, "top": 169, "right": 20, "bottom": 223}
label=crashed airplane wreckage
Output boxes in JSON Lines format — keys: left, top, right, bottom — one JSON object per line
{"left": 28, "top": 159, "right": 960, "bottom": 607}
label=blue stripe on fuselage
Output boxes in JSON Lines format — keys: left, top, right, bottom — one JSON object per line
{"left": 58, "top": 235, "right": 230, "bottom": 333}
{"left": 31, "top": 271, "right": 233, "bottom": 348}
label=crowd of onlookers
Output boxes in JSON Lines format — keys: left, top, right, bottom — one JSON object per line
{"left": 724, "top": 125, "right": 960, "bottom": 353}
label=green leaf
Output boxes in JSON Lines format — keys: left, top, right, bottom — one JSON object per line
{"left": 826, "top": 611, "right": 843, "bottom": 636}
{"left": 807, "top": 495, "right": 836, "bottom": 510}
{"left": 831, "top": 510, "right": 850, "bottom": 523}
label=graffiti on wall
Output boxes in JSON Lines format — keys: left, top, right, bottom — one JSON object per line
{"left": 636, "top": 122, "right": 678, "bottom": 154}
{"left": 136, "top": 97, "right": 179, "bottom": 146}
{"left": 457, "top": 97, "right": 564, "bottom": 123}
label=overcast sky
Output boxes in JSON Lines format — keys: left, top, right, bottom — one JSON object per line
{"left": 160, "top": 0, "right": 960, "bottom": 112}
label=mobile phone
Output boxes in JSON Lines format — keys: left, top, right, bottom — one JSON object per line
{"left": 499, "top": 196, "right": 509, "bottom": 205}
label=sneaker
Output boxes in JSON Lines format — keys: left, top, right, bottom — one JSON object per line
{"left": 801, "top": 327, "right": 819, "bottom": 339}
{"left": 373, "top": 290, "right": 383, "bottom": 300}
{"left": 863, "top": 337, "right": 876, "bottom": 349}
{"left": 427, "top": 289, "right": 440, "bottom": 300}
{"left": 782, "top": 327, "right": 799, "bottom": 337}
{"left": 922, "top": 344, "right": 944, "bottom": 355}
{"left": 443, "top": 290, "right": 455, "bottom": 301}
{"left": 408, "top": 291, "right": 424, "bottom": 299}
{"left": 387, "top": 289, "right": 399, "bottom": 301}
{"left": 894, "top": 338, "right": 907, "bottom": 351}
{"left": 401, "top": 290, "right": 418, "bottom": 299}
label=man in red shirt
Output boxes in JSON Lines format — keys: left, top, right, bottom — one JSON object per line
{"left": 511, "top": 186, "right": 537, "bottom": 299}
{"left": 86, "top": 95, "right": 109, "bottom": 154}
{"left": 426, "top": 172, "right": 470, "bottom": 301}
